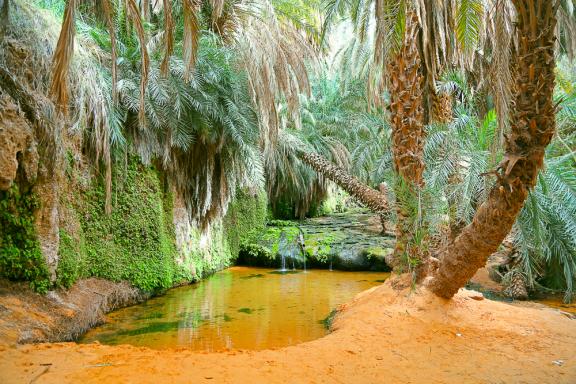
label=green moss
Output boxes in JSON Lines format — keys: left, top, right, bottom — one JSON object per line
{"left": 365, "top": 247, "right": 391, "bottom": 259}
{"left": 56, "top": 159, "right": 178, "bottom": 293}
{"left": 190, "top": 222, "right": 233, "bottom": 279}
{"left": 55, "top": 229, "right": 86, "bottom": 288}
{"left": 54, "top": 163, "right": 267, "bottom": 291}
{"left": 224, "top": 188, "right": 268, "bottom": 259}
{"left": 319, "top": 309, "right": 338, "bottom": 330}
{"left": 303, "top": 232, "right": 344, "bottom": 263}
{"left": 268, "top": 219, "right": 299, "bottom": 227}
{"left": 0, "top": 184, "right": 50, "bottom": 293}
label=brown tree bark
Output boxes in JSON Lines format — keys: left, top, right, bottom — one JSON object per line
{"left": 387, "top": 11, "right": 426, "bottom": 265}
{"left": 431, "top": 91, "right": 452, "bottom": 124}
{"left": 299, "top": 152, "right": 389, "bottom": 216}
{"left": 427, "top": 0, "right": 558, "bottom": 298}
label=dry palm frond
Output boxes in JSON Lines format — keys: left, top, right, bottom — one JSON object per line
{"left": 371, "top": 0, "right": 405, "bottom": 108}
{"left": 211, "top": 0, "right": 225, "bottom": 20}
{"left": 126, "top": 0, "right": 149, "bottom": 127}
{"left": 486, "top": 0, "right": 514, "bottom": 150}
{"left": 160, "top": 0, "right": 174, "bottom": 76}
{"left": 222, "top": 0, "right": 314, "bottom": 171}
{"left": 182, "top": 0, "right": 200, "bottom": 80}
{"left": 49, "top": 0, "right": 77, "bottom": 114}
{"left": 557, "top": 0, "right": 576, "bottom": 59}
{"left": 102, "top": 0, "right": 118, "bottom": 102}
{"left": 142, "top": 0, "right": 151, "bottom": 21}
{"left": 1, "top": 0, "right": 9, "bottom": 35}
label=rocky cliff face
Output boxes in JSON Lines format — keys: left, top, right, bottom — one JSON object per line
{"left": 0, "top": 4, "right": 264, "bottom": 294}
{"left": 0, "top": 96, "right": 37, "bottom": 191}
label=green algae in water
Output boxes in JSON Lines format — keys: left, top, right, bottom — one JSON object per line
{"left": 238, "top": 307, "right": 254, "bottom": 314}
{"left": 115, "top": 321, "right": 185, "bottom": 337}
{"left": 319, "top": 309, "right": 338, "bottom": 330}
{"left": 241, "top": 273, "right": 265, "bottom": 279}
{"left": 134, "top": 312, "right": 164, "bottom": 320}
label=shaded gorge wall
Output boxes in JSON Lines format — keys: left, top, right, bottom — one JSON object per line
{"left": 1, "top": 146, "right": 267, "bottom": 293}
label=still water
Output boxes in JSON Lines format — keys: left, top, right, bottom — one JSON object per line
{"left": 81, "top": 267, "right": 390, "bottom": 351}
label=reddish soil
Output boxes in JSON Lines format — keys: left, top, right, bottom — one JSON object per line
{"left": 1, "top": 276, "right": 574, "bottom": 383}
{"left": 0, "top": 278, "right": 147, "bottom": 345}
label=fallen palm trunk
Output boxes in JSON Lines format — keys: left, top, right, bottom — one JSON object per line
{"left": 427, "top": 0, "right": 558, "bottom": 298}
{"left": 298, "top": 151, "right": 389, "bottom": 216}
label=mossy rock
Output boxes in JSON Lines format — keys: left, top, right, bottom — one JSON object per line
{"left": 239, "top": 212, "right": 393, "bottom": 272}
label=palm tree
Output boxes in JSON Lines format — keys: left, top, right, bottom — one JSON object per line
{"left": 426, "top": 66, "right": 576, "bottom": 301}
{"left": 269, "top": 76, "right": 391, "bottom": 220}
{"left": 298, "top": 151, "right": 389, "bottom": 215}
{"left": 385, "top": 10, "right": 426, "bottom": 268}
{"left": 323, "top": 1, "right": 430, "bottom": 270}
{"left": 427, "top": 0, "right": 559, "bottom": 298}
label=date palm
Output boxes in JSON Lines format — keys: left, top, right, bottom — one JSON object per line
{"left": 269, "top": 76, "right": 390, "bottom": 219}
{"left": 427, "top": 0, "right": 559, "bottom": 298}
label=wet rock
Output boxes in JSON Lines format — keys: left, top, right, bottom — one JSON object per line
{"left": 239, "top": 212, "right": 394, "bottom": 271}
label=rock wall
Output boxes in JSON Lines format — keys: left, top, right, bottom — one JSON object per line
{"left": 0, "top": 96, "right": 37, "bottom": 190}
{"left": 0, "top": 2, "right": 267, "bottom": 294}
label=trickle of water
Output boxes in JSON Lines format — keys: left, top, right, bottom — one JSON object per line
{"left": 281, "top": 253, "right": 286, "bottom": 271}
{"left": 298, "top": 228, "right": 306, "bottom": 272}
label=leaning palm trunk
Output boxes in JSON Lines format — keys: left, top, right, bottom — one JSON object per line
{"left": 299, "top": 152, "right": 389, "bottom": 216}
{"left": 427, "top": 0, "right": 558, "bottom": 299}
{"left": 387, "top": 11, "right": 426, "bottom": 266}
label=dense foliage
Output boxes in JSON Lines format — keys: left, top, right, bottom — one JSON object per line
{"left": 1, "top": 0, "right": 574, "bottom": 301}
{"left": 0, "top": 185, "right": 50, "bottom": 293}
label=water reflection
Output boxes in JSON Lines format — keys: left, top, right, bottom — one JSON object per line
{"left": 81, "top": 267, "right": 389, "bottom": 351}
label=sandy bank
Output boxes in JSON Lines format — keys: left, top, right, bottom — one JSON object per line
{"left": 1, "top": 277, "right": 575, "bottom": 383}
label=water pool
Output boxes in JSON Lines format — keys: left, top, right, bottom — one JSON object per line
{"left": 81, "top": 267, "right": 390, "bottom": 351}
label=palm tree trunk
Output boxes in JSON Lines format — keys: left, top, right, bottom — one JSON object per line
{"left": 387, "top": 11, "right": 426, "bottom": 266}
{"left": 299, "top": 152, "right": 389, "bottom": 216}
{"left": 431, "top": 90, "right": 452, "bottom": 124}
{"left": 427, "top": 0, "right": 558, "bottom": 299}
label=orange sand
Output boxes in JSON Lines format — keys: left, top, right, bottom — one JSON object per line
{"left": 1, "top": 279, "right": 575, "bottom": 384}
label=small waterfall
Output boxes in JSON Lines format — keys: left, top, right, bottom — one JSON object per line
{"left": 298, "top": 227, "right": 306, "bottom": 272}
{"left": 278, "top": 231, "right": 288, "bottom": 271}
{"left": 329, "top": 254, "right": 333, "bottom": 271}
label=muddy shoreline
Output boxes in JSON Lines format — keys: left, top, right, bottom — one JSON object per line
{"left": 0, "top": 278, "right": 149, "bottom": 346}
